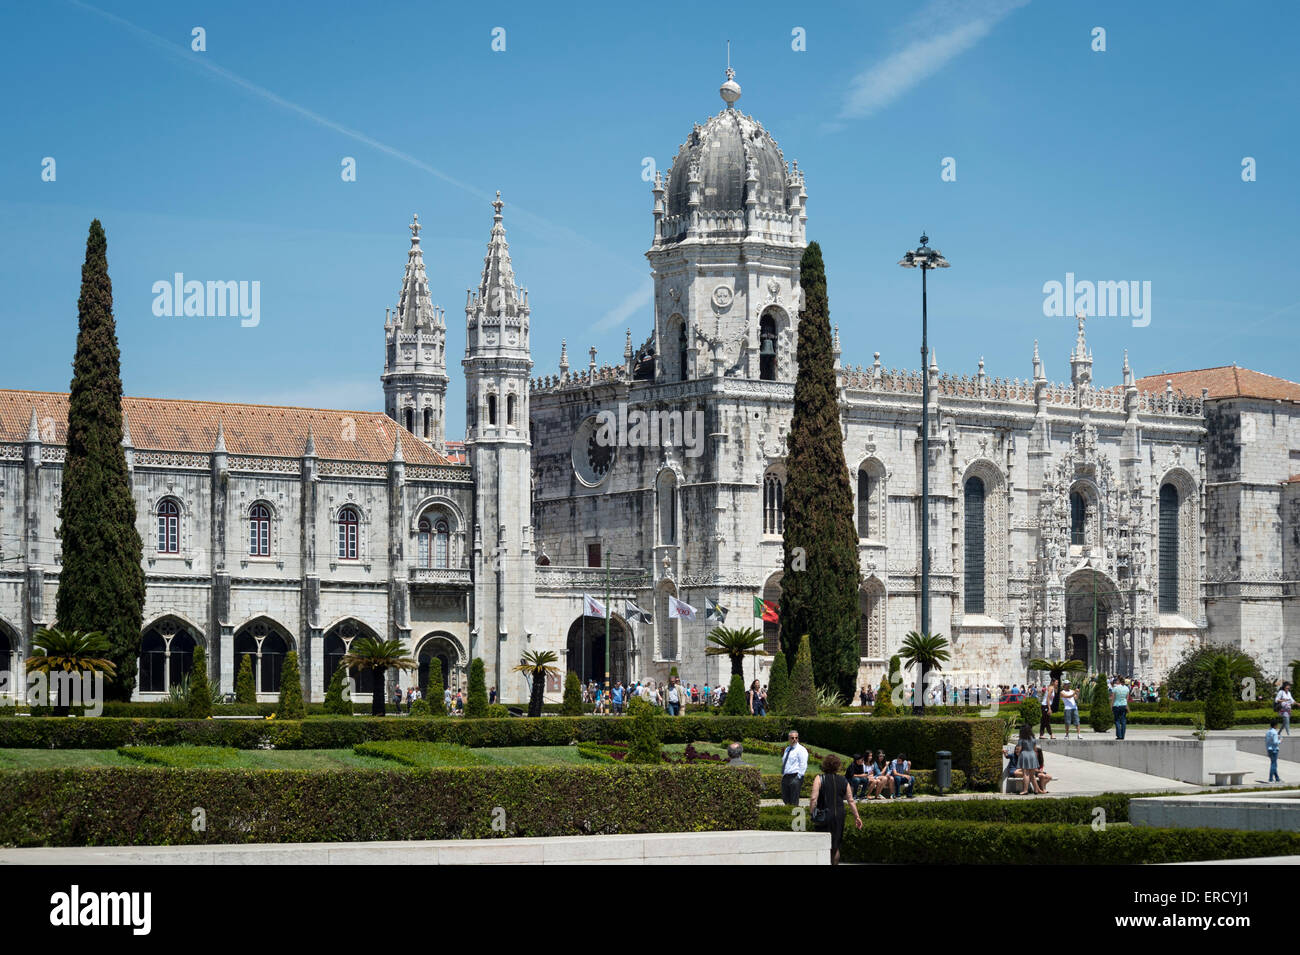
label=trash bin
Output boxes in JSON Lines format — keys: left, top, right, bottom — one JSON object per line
{"left": 935, "top": 750, "right": 952, "bottom": 793}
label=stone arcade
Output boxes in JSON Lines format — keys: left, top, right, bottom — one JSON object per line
{"left": 1, "top": 70, "right": 1297, "bottom": 704}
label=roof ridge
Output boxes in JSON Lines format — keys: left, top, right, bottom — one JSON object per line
{"left": 0, "top": 388, "right": 388, "bottom": 418}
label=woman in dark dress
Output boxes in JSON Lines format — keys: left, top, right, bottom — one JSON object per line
{"left": 809, "top": 754, "right": 863, "bottom": 866}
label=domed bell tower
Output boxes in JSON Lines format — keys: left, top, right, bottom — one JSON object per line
{"left": 646, "top": 68, "right": 808, "bottom": 384}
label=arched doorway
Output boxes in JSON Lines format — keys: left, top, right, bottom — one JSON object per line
{"left": 417, "top": 633, "right": 464, "bottom": 694}
{"left": 1065, "top": 569, "right": 1126, "bottom": 676}
{"left": 566, "top": 616, "right": 629, "bottom": 685}
{"left": 233, "top": 619, "right": 294, "bottom": 696}
{"left": 139, "top": 618, "right": 202, "bottom": 695}
{"left": 322, "top": 619, "right": 380, "bottom": 695}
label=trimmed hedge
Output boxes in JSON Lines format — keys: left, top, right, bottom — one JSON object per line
{"left": 758, "top": 767, "right": 967, "bottom": 800}
{"left": 760, "top": 793, "right": 1135, "bottom": 825}
{"left": 800, "top": 819, "right": 1300, "bottom": 865}
{"left": 0, "top": 764, "right": 761, "bottom": 847}
{"left": 0, "top": 715, "right": 1003, "bottom": 785}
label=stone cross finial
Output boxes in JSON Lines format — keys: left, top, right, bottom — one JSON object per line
{"left": 493, "top": 191, "right": 504, "bottom": 218}
{"left": 410, "top": 214, "right": 421, "bottom": 240}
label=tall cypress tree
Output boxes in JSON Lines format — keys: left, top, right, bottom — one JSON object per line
{"left": 779, "top": 241, "right": 860, "bottom": 699}
{"left": 56, "top": 220, "right": 145, "bottom": 701}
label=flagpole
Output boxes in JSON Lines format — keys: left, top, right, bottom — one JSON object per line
{"left": 604, "top": 550, "right": 612, "bottom": 695}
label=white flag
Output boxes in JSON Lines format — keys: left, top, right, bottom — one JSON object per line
{"left": 583, "top": 593, "right": 607, "bottom": 618}
{"left": 668, "top": 595, "right": 697, "bottom": 620}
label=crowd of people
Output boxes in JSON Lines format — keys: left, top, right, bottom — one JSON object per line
{"left": 579, "top": 677, "right": 773, "bottom": 715}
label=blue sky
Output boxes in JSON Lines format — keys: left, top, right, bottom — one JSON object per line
{"left": 1, "top": 0, "right": 1296, "bottom": 435}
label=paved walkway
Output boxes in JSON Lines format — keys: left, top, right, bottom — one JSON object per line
{"left": 760, "top": 749, "right": 1300, "bottom": 807}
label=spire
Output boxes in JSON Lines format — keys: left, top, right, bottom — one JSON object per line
{"left": 476, "top": 191, "right": 521, "bottom": 313}
{"left": 559, "top": 339, "right": 569, "bottom": 377}
{"left": 26, "top": 406, "right": 39, "bottom": 442}
{"left": 1122, "top": 349, "right": 1134, "bottom": 388}
{"left": 122, "top": 411, "right": 133, "bottom": 448}
{"left": 1032, "top": 339, "right": 1044, "bottom": 381}
{"left": 304, "top": 423, "right": 316, "bottom": 457}
{"left": 391, "top": 426, "right": 404, "bottom": 462}
{"left": 213, "top": 419, "right": 227, "bottom": 453}
{"left": 1070, "top": 310, "right": 1093, "bottom": 388}
{"left": 393, "top": 213, "right": 439, "bottom": 332}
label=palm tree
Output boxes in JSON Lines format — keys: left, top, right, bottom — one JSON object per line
{"left": 898, "top": 631, "right": 951, "bottom": 715}
{"left": 25, "top": 627, "right": 117, "bottom": 716}
{"left": 1027, "top": 658, "right": 1086, "bottom": 711}
{"left": 512, "top": 649, "right": 561, "bottom": 717}
{"left": 705, "top": 626, "right": 766, "bottom": 679}
{"left": 341, "top": 637, "right": 417, "bottom": 716}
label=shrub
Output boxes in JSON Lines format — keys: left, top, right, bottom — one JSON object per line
{"left": 1204, "top": 666, "right": 1237, "bottom": 731}
{"left": 187, "top": 646, "right": 212, "bottom": 720}
{"left": 352, "top": 740, "right": 489, "bottom": 766}
{"left": 487, "top": 703, "right": 510, "bottom": 718}
{"left": 465, "top": 659, "right": 488, "bottom": 719}
{"left": 425, "top": 663, "right": 444, "bottom": 713}
{"left": 721, "top": 674, "right": 748, "bottom": 716}
{"left": 235, "top": 656, "right": 256, "bottom": 705}
{"left": 1018, "top": 696, "right": 1041, "bottom": 732}
{"left": 1166, "top": 643, "right": 1267, "bottom": 702}
{"left": 323, "top": 666, "right": 351, "bottom": 716}
{"left": 874, "top": 675, "right": 898, "bottom": 717}
{"left": 277, "top": 652, "right": 306, "bottom": 720}
{"left": 0, "top": 765, "right": 762, "bottom": 846}
{"left": 561, "top": 671, "right": 583, "bottom": 716}
{"left": 1090, "top": 674, "right": 1113, "bottom": 732}
{"left": 1157, "top": 684, "right": 1170, "bottom": 712}
{"left": 408, "top": 699, "right": 431, "bottom": 717}
{"left": 787, "top": 635, "right": 817, "bottom": 717}
{"left": 767, "top": 650, "right": 790, "bottom": 715}
{"left": 624, "top": 697, "right": 662, "bottom": 763}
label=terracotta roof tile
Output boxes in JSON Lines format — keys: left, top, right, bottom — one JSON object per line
{"left": 0, "top": 390, "right": 449, "bottom": 465}
{"left": 1134, "top": 366, "right": 1300, "bottom": 402}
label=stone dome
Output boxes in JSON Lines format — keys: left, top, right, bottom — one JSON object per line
{"left": 665, "top": 77, "right": 790, "bottom": 221}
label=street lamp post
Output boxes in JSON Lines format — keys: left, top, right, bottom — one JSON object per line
{"left": 899, "top": 235, "right": 950, "bottom": 641}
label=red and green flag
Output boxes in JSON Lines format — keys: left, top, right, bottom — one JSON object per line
{"left": 753, "top": 596, "right": 779, "bottom": 623}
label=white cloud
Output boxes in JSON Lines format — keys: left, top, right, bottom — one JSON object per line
{"left": 589, "top": 282, "right": 654, "bottom": 334}
{"left": 839, "top": 0, "right": 1031, "bottom": 120}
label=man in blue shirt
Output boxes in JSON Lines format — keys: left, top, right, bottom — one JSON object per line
{"left": 612, "top": 683, "right": 624, "bottom": 715}
{"left": 1267, "top": 720, "right": 1282, "bottom": 782}
{"left": 889, "top": 753, "right": 914, "bottom": 798}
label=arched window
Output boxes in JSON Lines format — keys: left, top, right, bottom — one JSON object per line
{"left": 759, "top": 313, "right": 777, "bottom": 381}
{"left": 763, "top": 472, "right": 784, "bottom": 535}
{"left": 405, "top": 408, "right": 414, "bottom": 433}
{"left": 418, "top": 517, "right": 432, "bottom": 567}
{"left": 423, "top": 407, "right": 432, "bottom": 439}
{"left": 0, "top": 628, "right": 11, "bottom": 680}
{"left": 678, "top": 322, "right": 688, "bottom": 381}
{"left": 249, "top": 503, "right": 270, "bottom": 557}
{"left": 434, "top": 519, "right": 450, "bottom": 568}
{"left": 1070, "top": 491, "right": 1086, "bottom": 546}
{"left": 1159, "top": 483, "right": 1180, "bottom": 613}
{"left": 157, "top": 499, "right": 180, "bottom": 554}
{"left": 488, "top": 394, "right": 497, "bottom": 426}
{"left": 259, "top": 630, "right": 289, "bottom": 694}
{"left": 761, "top": 573, "right": 783, "bottom": 653}
{"left": 507, "top": 394, "right": 516, "bottom": 425}
{"left": 337, "top": 507, "right": 359, "bottom": 560}
{"left": 964, "top": 476, "right": 986, "bottom": 614}
{"left": 657, "top": 471, "right": 678, "bottom": 545}
{"left": 859, "top": 583, "right": 885, "bottom": 659}
{"left": 857, "top": 469, "right": 872, "bottom": 538}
